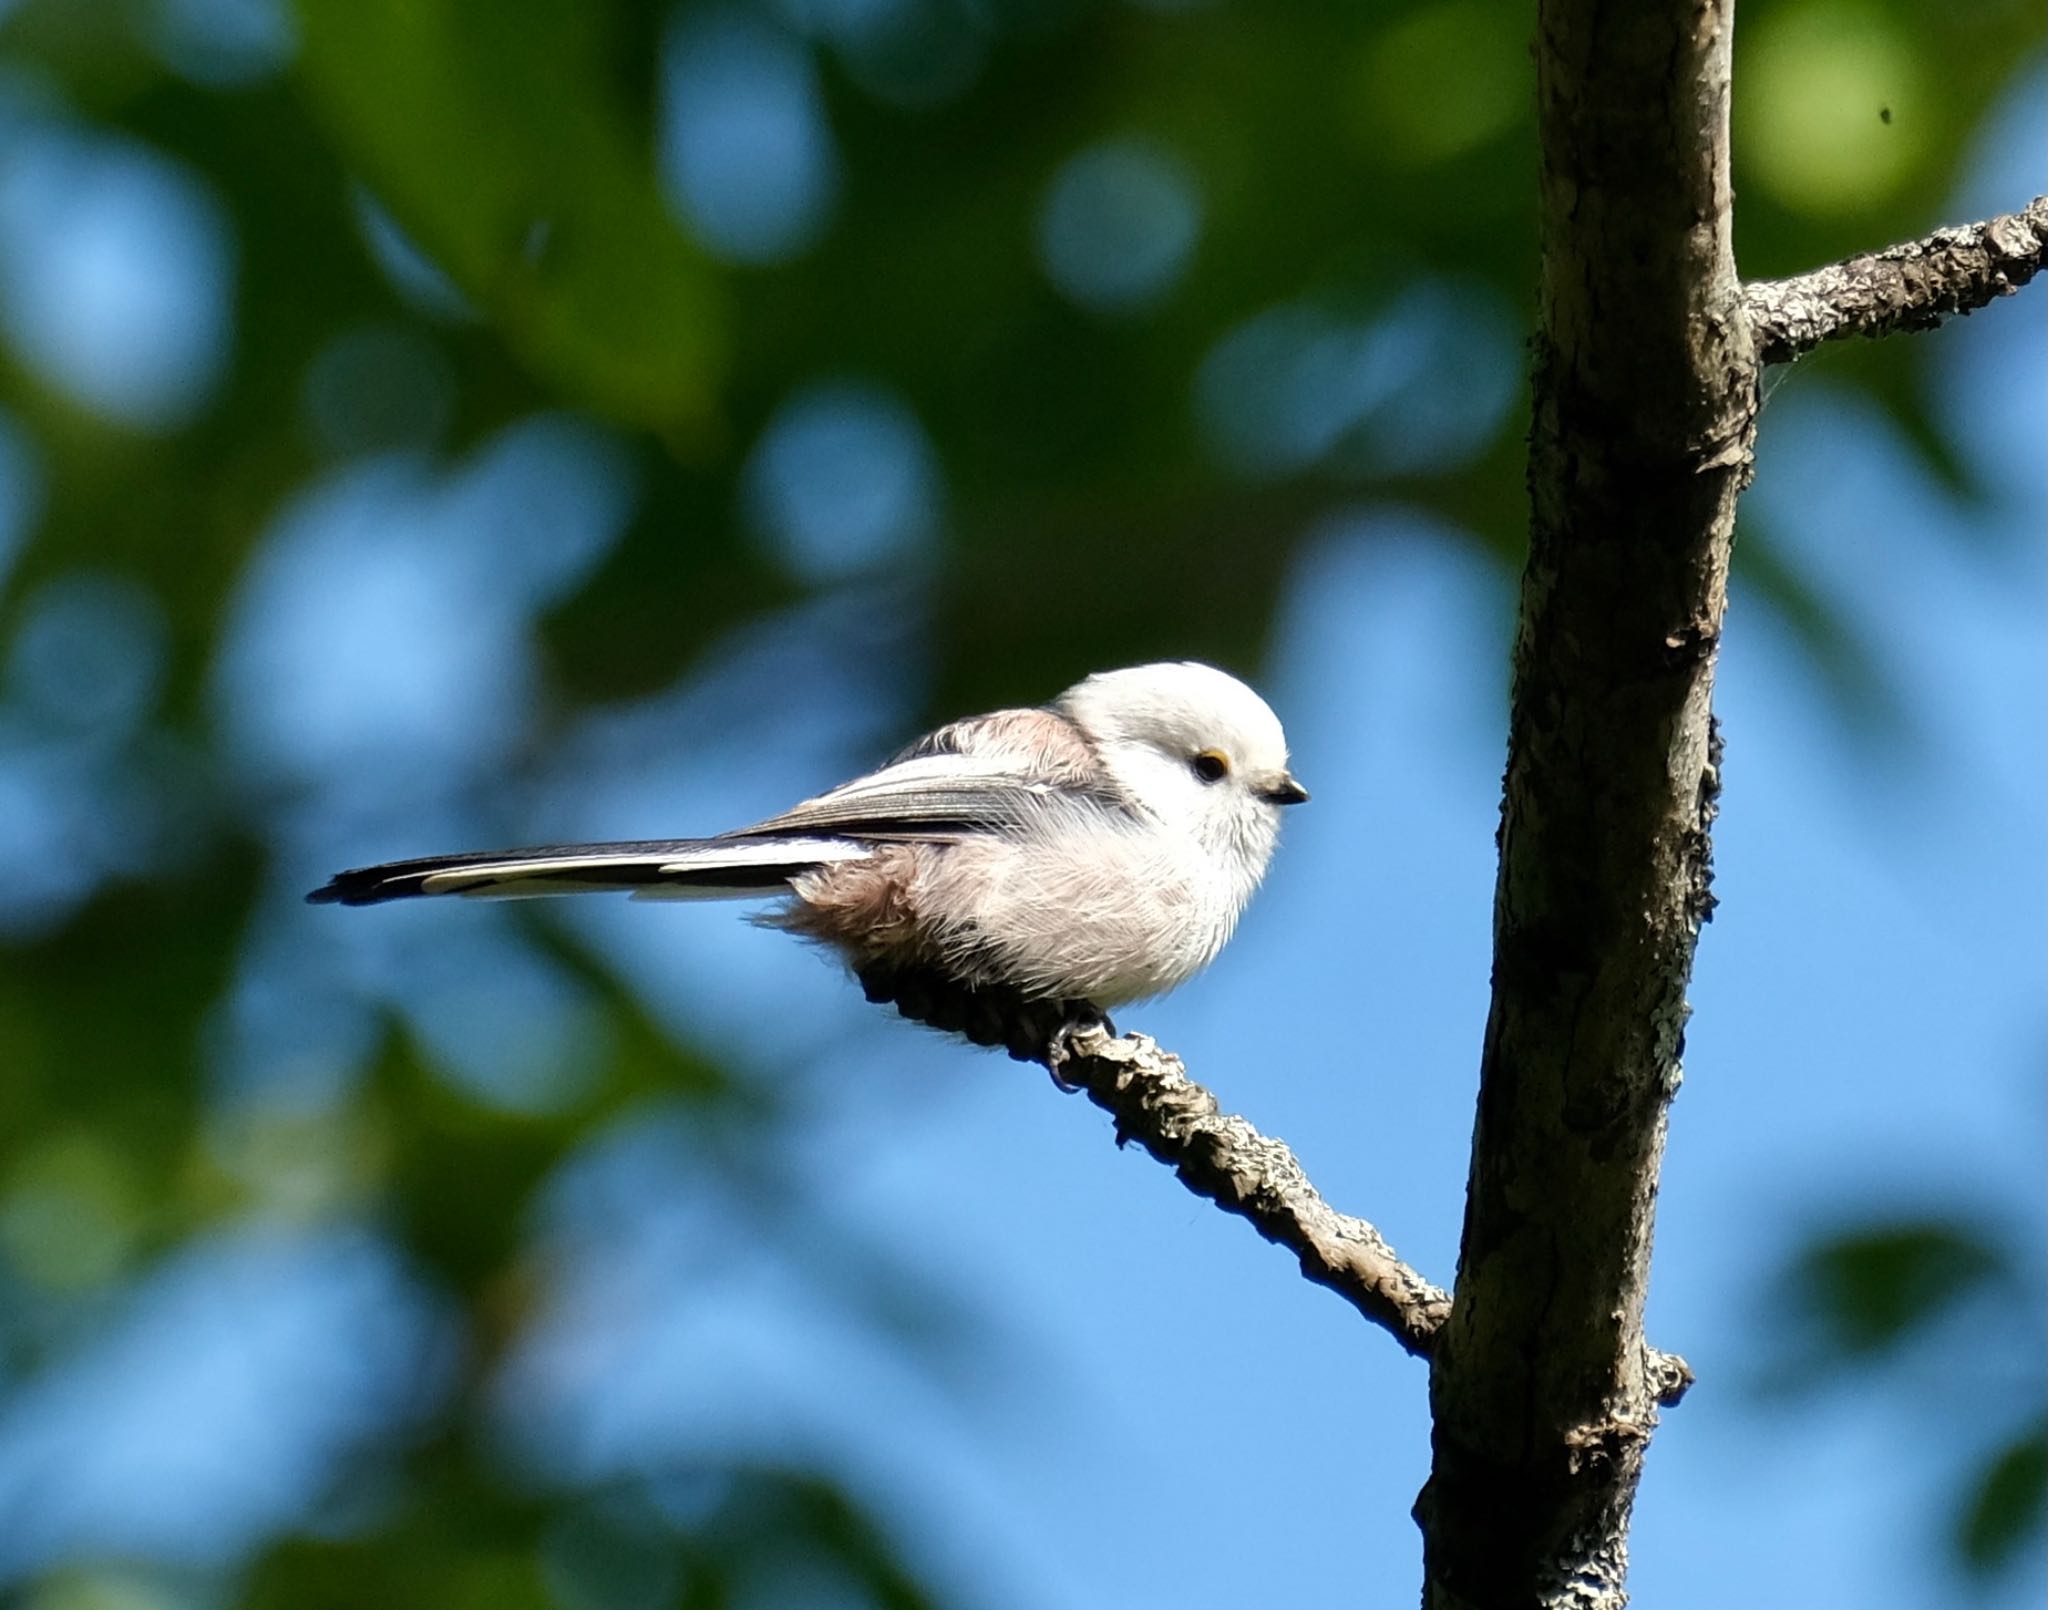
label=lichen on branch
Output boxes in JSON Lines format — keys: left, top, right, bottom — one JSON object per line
{"left": 1745, "top": 196, "right": 2048, "bottom": 364}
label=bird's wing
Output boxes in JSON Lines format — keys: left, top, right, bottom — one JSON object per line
{"left": 884, "top": 704, "right": 1101, "bottom": 773}
{"left": 307, "top": 707, "right": 1128, "bottom": 907}
{"left": 726, "top": 707, "right": 1130, "bottom": 842}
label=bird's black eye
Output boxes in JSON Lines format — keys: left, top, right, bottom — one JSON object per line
{"left": 1191, "top": 750, "right": 1230, "bottom": 784}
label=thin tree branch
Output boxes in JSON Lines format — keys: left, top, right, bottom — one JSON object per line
{"left": 860, "top": 961, "right": 1453, "bottom": 1353}
{"left": 863, "top": 971, "right": 1697, "bottom": 1394}
{"left": 1042, "top": 1022, "right": 1697, "bottom": 1401}
{"left": 1044, "top": 1021, "right": 1452, "bottom": 1357}
{"left": 1745, "top": 196, "right": 2048, "bottom": 365}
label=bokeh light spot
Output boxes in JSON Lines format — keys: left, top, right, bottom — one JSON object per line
{"left": 389, "top": 923, "right": 609, "bottom": 1116}
{"left": 744, "top": 380, "right": 940, "bottom": 580}
{"left": 215, "top": 419, "right": 635, "bottom": 797}
{"left": 208, "top": 948, "right": 380, "bottom": 1121}
{"left": 0, "top": 128, "right": 232, "bottom": 429}
{"left": 659, "top": 9, "right": 839, "bottom": 264}
{"left": 1741, "top": 2, "right": 1925, "bottom": 215}
{"left": 445, "top": 414, "right": 637, "bottom": 610}
{"left": 5, "top": 573, "right": 169, "bottom": 741}
{"left": 1195, "top": 278, "right": 1518, "bottom": 479}
{"left": 144, "top": 0, "right": 296, "bottom": 88}
{"left": 1037, "top": 138, "right": 1203, "bottom": 314}
{"left": 214, "top": 459, "right": 533, "bottom": 793}
{"left": 0, "top": 739, "right": 94, "bottom": 940}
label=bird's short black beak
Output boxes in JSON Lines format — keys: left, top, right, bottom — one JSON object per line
{"left": 1261, "top": 774, "right": 1310, "bottom": 806}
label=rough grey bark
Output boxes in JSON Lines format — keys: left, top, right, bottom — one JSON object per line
{"left": 1044, "top": 1024, "right": 1453, "bottom": 1351}
{"left": 1413, "top": 2, "right": 1751, "bottom": 1606}
{"left": 1746, "top": 196, "right": 2048, "bottom": 364}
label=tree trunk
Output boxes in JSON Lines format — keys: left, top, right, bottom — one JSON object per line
{"left": 1415, "top": 1, "right": 1753, "bottom": 1604}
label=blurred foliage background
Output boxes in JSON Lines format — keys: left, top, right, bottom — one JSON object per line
{"left": 0, "top": 0, "right": 2039, "bottom": 1606}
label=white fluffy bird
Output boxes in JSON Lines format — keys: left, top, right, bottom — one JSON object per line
{"left": 311, "top": 662, "right": 1306, "bottom": 1053}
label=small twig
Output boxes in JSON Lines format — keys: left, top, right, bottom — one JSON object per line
{"left": 1046, "top": 1021, "right": 1451, "bottom": 1356}
{"left": 1744, "top": 196, "right": 2048, "bottom": 365}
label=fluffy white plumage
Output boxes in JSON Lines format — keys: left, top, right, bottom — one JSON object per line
{"left": 311, "top": 661, "right": 1306, "bottom": 1014}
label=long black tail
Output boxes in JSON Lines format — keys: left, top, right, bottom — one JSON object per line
{"left": 307, "top": 835, "right": 871, "bottom": 906}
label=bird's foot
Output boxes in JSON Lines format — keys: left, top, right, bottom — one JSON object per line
{"left": 1043, "top": 1003, "right": 1113, "bottom": 1092}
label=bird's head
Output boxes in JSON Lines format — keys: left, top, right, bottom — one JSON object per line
{"left": 1056, "top": 661, "right": 1307, "bottom": 882}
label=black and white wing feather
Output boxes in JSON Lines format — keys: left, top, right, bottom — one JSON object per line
{"left": 306, "top": 706, "right": 1127, "bottom": 907}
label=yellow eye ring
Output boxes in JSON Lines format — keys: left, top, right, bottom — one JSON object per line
{"left": 1191, "top": 749, "right": 1230, "bottom": 784}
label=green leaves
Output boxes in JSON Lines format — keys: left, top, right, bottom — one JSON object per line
{"left": 1783, "top": 1220, "right": 2008, "bottom": 1360}
{"left": 1733, "top": 0, "right": 2045, "bottom": 275}
{"left": 1958, "top": 1419, "right": 2048, "bottom": 1575}
{"left": 1768, "top": 1215, "right": 2047, "bottom": 1578}
{"left": 295, "top": 0, "right": 725, "bottom": 440}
